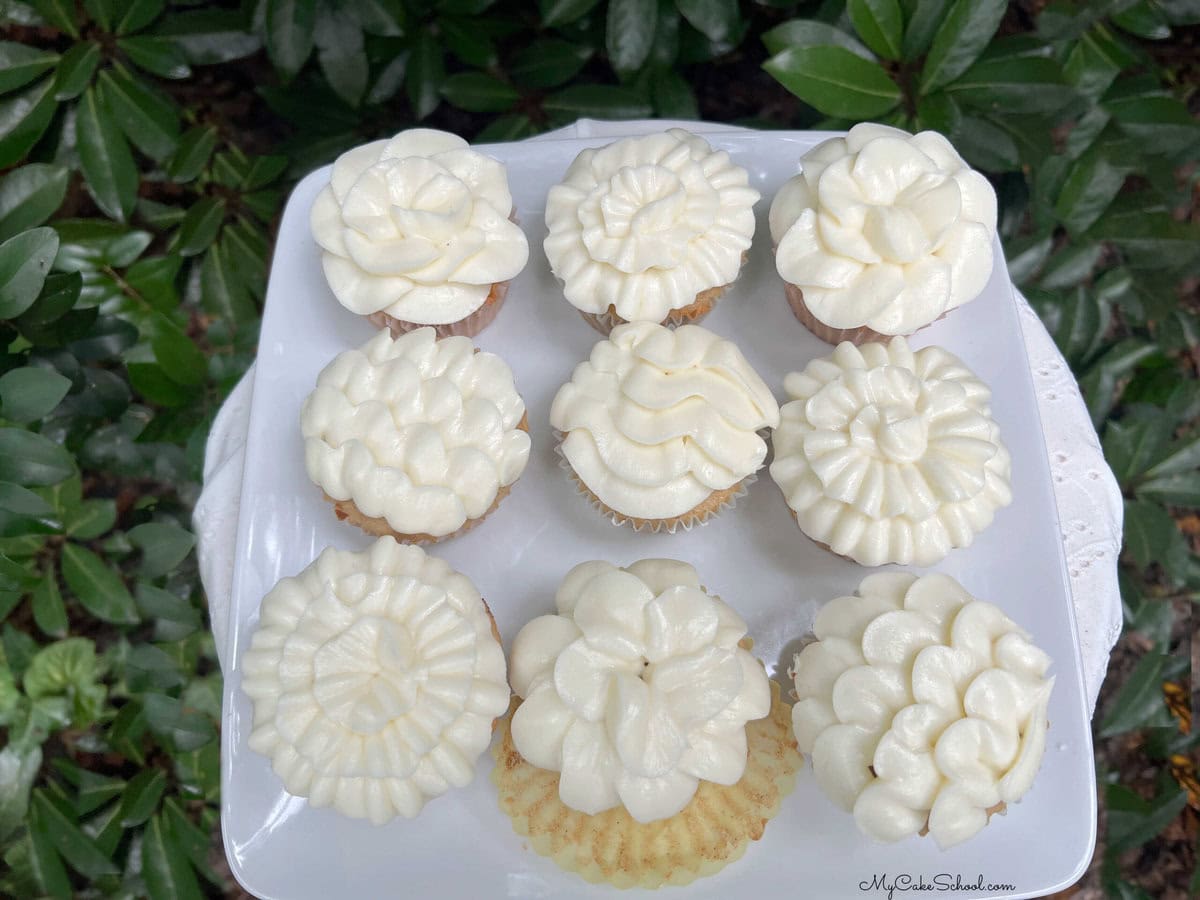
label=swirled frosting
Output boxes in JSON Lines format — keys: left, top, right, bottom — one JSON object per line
{"left": 509, "top": 559, "right": 770, "bottom": 823}
{"left": 310, "top": 128, "right": 529, "bottom": 324}
{"left": 301, "top": 327, "right": 530, "bottom": 537}
{"left": 769, "top": 123, "right": 997, "bottom": 334}
{"left": 769, "top": 337, "right": 1011, "bottom": 566}
{"left": 790, "top": 572, "right": 1053, "bottom": 848}
{"left": 241, "top": 538, "right": 509, "bottom": 823}
{"left": 549, "top": 322, "right": 779, "bottom": 520}
{"left": 544, "top": 129, "right": 759, "bottom": 322}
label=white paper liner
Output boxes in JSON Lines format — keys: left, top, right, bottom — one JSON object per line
{"left": 552, "top": 435, "right": 755, "bottom": 534}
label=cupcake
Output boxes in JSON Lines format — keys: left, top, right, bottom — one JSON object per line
{"left": 769, "top": 337, "right": 1011, "bottom": 566}
{"left": 309, "top": 127, "right": 529, "bottom": 338}
{"left": 493, "top": 559, "right": 801, "bottom": 887}
{"left": 301, "top": 327, "right": 530, "bottom": 543}
{"left": 550, "top": 322, "right": 779, "bottom": 532}
{"left": 769, "top": 123, "right": 998, "bottom": 344}
{"left": 240, "top": 537, "right": 510, "bottom": 823}
{"left": 544, "top": 129, "right": 759, "bottom": 334}
{"left": 790, "top": 571, "right": 1054, "bottom": 848}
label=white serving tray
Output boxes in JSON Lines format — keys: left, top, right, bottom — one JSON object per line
{"left": 220, "top": 131, "right": 1097, "bottom": 900}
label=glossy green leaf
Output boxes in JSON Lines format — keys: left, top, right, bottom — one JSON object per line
{"left": 405, "top": 29, "right": 443, "bottom": 120}
{"left": 351, "top": 0, "right": 405, "bottom": 36}
{"left": 0, "top": 745, "right": 42, "bottom": 842}
{"left": 1104, "top": 408, "right": 1173, "bottom": 484}
{"left": 124, "top": 254, "right": 180, "bottom": 311}
{"left": 0, "top": 482, "right": 60, "bottom": 537}
{"left": 764, "top": 46, "right": 901, "bottom": 118}
{"left": 0, "top": 42, "right": 59, "bottom": 94}
{"left": 1090, "top": 210, "right": 1200, "bottom": 271}
{"left": 153, "top": 9, "right": 262, "bottom": 65}
{"left": 652, "top": 68, "right": 699, "bottom": 119}
{"left": 142, "top": 812, "right": 203, "bottom": 900}
{"left": 0, "top": 77, "right": 57, "bottom": 170}
{"left": 675, "top": 0, "right": 740, "bottom": 43}
{"left": 141, "top": 692, "right": 215, "bottom": 752}
{"left": 919, "top": 0, "right": 1006, "bottom": 95}
{"left": 1105, "top": 95, "right": 1200, "bottom": 159}
{"left": 366, "top": 50, "right": 407, "bottom": 105}
{"left": 74, "top": 771, "right": 124, "bottom": 818}
{"left": 96, "top": 66, "right": 180, "bottom": 162}
{"left": 128, "top": 362, "right": 193, "bottom": 406}
{"left": 26, "top": 814, "right": 73, "bottom": 899}
{"left": 174, "top": 196, "right": 225, "bottom": 257}
{"left": 1037, "top": 242, "right": 1104, "bottom": 290}
{"left": 265, "top": 0, "right": 317, "bottom": 79}
{"left": 1112, "top": 1, "right": 1171, "bottom": 39}
{"left": 847, "top": 0, "right": 902, "bottom": 60}
{"left": 0, "top": 429, "right": 73, "bottom": 486}
{"left": 474, "top": 114, "right": 534, "bottom": 143}
{"left": 61, "top": 543, "right": 138, "bottom": 625}
{"left": 0, "top": 164, "right": 68, "bottom": 242}
{"left": 31, "top": 790, "right": 118, "bottom": 878}
{"left": 915, "top": 91, "right": 961, "bottom": 136}
{"left": 509, "top": 39, "right": 592, "bottom": 89}
{"left": 67, "top": 315, "right": 139, "bottom": 360}
{"left": 440, "top": 72, "right": 519, "bottom": 112}
{"left": 135, "top": 583, "right": 201, "bottom": 640}
{"left": 117, "top": 0, "right": 163, "bottom": 34}
{"left": 76, "top": 87, "right": 139, "bottom": 222}
{"left": 1106, "top": 782, "right": 1189, "bottom": 855}
{"left": 127, "top": 522, "right": 195, "bottom": 576}
{"left": 0, "top": 226, "right": 59, "bottom": 319}
{"left": 200, "top": 240, "right": 256, "bottom": 324}
{"left": 539, "top": 0, "right": 602, "bottom": 26}
{"left": 607, "top": 0, "right": 656, "bottom": 74}
{"left": 64, "top": 498, "right": 117, "bottom": 539}
{"left": 83, "top": 0, "right": 115, "bottom": 31}
{"left": 166, "top": 124, "right": 218, "bottom": 183}
{"left": 1143, "top": 434, "right": 1200, "bottom": 480}
{"left": 543, "top": 84, "right": 653, "bottom": 119}
{"left": 902, "top": 0, "right": 950, "bottom": 60}
{"left": 315, "top": 1, "right": 367, "bottom": 105}
{"left": 945, "top": 57, "right": 1077, "bottom": 115}
{"left": 0, "top": 366, "right": 71, "bottom": 423}
{"left": 117, "top": 35, "right": 190, "bottom": 79}
{"left": 16, "top": 270, "right": 80, "bottom": 328}
{"left": 117, "top": 768, "right": 166, "bottom": 827}
{"left": 53, "top": 41, "right": 101, "bottom": 100}
{"left": 761, "top": 19, "right": 874, "bottom": 60}
{"left": 1124, "top": 497, "right": 1184, "bottom": 572}
{"left": 440, "top": 17, "right": 497, "bottom": 69}
{"left": 30, "top": 573, "right": 67, "bottom": 638}
{"left": 31, "top": 0, "right": 80, "bottom": 37}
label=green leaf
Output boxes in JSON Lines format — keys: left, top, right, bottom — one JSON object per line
{"left": 23, "top": 636, "right": 99, "bottom": 702}
{"left": 128, "top": 362, "right": 194, "bottom": 406}
{"left": 1090, "top": 210, "right": 1200, "bottom": 272}
{"left": 847, "top": 0, "right": 902, "bottom": 60}
{"left": 1103, "top": 408, "right": 1173, "bottom": 484}
{"left": 124, "top": 254, "right": 180, "bottom": 311}
{"left": 472, "top": 114, "right": 532, "bottom": 144}
{"left": 944, "top": 57, "right": 1077, "bottom": 115}
{"left": 915, "top": 91, "right": 961, "bottom": 137}
{"left": 1105, "top": 95, "right": 1200, "bottom": 159}
{"left": 199, "top": 240, "right": 255, "bottom": 324}
{"left": 0, "top": 367, "right": 71, "bottom": 423}
{"left": 30, "top": 573, "right": 67, "bottom": 638}
{"left": 406, "top": 29, "right": 443, "bottom": 120}
{"left": 652, "top": 68, "right": 699, "bottom": 119}
{"left": 902, "top": 0, "right": 950, "bottom": 60}
{"left": 1123, "top": 497, "right": 1183, "bottom": 571}
{"left": 166, "top": 124, "right": 217, "bottom": 183}
{"left": 74, "top": 770, "right": 124, "bottom": 817}
{"left": 1054, "top": 144, "right": 1129, "bottom": 235}
{"left": 0, "top": 429, "right": 74, "bottom": 486}
{"left": 61, "top": 543, "right": 139, "bottom": 625}
{"left": 0, "top": 227, "right": 59, "bottom": 319}
{"left": 0, "top": 745, "right": 41, "bottom": 842}
{"left": 142, "top": 812, "right": 203, "bottom": 900}
{"left": 76, "top": 87, "right": 139, "bottom": 223}
{"left": 675, "top": 0, "right": 740, "bottom": 44}
{"left": 96, "top": 66, "right": 180, "bottom": 162}
{"left": 1036, "top": 241, "right": 1104, "bottom": 290}
{"left": 64, "top": 498, "right": 116, "bottom": 539}
{"left": 174, "top": 197, "right": 225, "bottom": 257}
{"left": 52, "top": 41, "right": 100, "bottom": 101}
{"left": 31, "top": 0, "right": 80, "bottom": 37}
{"left": 0, "top": 42, "right": 58, "bottom": 94}
{"left": 142, "top": 692, "right": 215, "bottom": 752}
{"left": 315, "top": 1, "right": 367, "bottom": 106}
{"left": 1079, "top": 338, "right": 1158, "bottom": 427}
{"left": 25, "top": 818, "right": 72, "bottom": 900}
{"left": 0, "top": 164, "right": 68, "bottom": 243}
{"left": 1144, "top": 434, "right": 1200, "bottom": 480}
{"left": 543, "top": 84, "right": 653, "bottom": 119}
{"left": 136, "top": 583, "right": 200, "bottom": 640}
{"left": 1106, "top": 783, "right": 1189, "bottom": 855}
{"left": 441, "top": 17, "right": 497, "bottom": 69}
{"left": 607, "top": 0, "right": 656, "bottom": 74}
{"left": 117, "top": 769, "right": 166, "bottom": 827}
{"left": 1137, "top": 472, "right": 1200, "bottom": 507}
{"left": 440, "top": 72, "right": 518, "bottom": 113}
{"left": 30, "top": 790, "right": 118, "bottom": 878}
{"left": 117, "top": 0, "right": 163, "bottom": 34}
{"left": 1112, "top": 1, "right": 1171, "bottom": 39}
{"left": 127, "top": 522, "right": 195, "bottom": 576}
{"left": 0, "top": 482, "right": 60, "bottom": 537}
{"left": 539, "top": 0, "right": 601, "bottom": 26}
{"left": 117, "top": 35, "right": 190, "bottom": 79}
{"left": 83, "top": 0, "right": 114, "bottom": 31}
{"left": 509, "top": 39, "right": 592, "bottom": 89}
{"left": 1063, "top": 29, "right": 1128, "bottom": 101}
{"left": 764, "top": 46, "right": 901, "bottom": 118}
{"left": 918, "top": 0, "right": 1007, "bottom": 95}
{"left": 265, "top": 0, "right": 317, "bottom": 80}
{"left": 153, "top": 9, "right": 262, "bottom": 65}
{"left": 0, "top": 76, "right": 57, "bottom": 170}
{"left": 351, "top": 0, "right": 405, "bottom": 36}
{"left": 1040, "top": 286, "right": 1111, "bottom": 367}
{"left": 366, "top": 50, "right": 407, "bottom": 105}
{"left": 761, "top": 19, "right": 874, "bottom": 60}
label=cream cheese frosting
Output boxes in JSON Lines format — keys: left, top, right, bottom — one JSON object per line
{"left": 301, "top": 327, "right": 530, "bottom": 537}
{"left": 509, "top": 559, "right": 771, "bottom": 823}
{"left": 769, "top": 337, "right": 1011, "bottom": 566}
{"left": 544, "top": 129, "right": 759, "bottom": 322}
{"left": 769, "top": 123, "right": 997, "bottom": 334}
{"left": 310, "top": 128, "right": 529, "bottom": 324}
{"left": 790, "top": 572, "right": 1054, "bottom": 848}
{"left": 241, "top": 538, "right": 510, "bottom": 823}
{"left": 549, "top": 322, "right": 780, "bottom": 520}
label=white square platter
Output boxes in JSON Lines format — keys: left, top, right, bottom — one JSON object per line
{"left": 220, "top": 130, "right": 1097, "bottom": 900}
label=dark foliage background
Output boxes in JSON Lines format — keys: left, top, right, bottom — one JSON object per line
{"left": 0, "top": 0, "right": 1195, "bottom": 897}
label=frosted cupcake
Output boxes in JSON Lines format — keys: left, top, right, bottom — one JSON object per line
{"left": 544, "top": 129, "right": 759, "bottom": 334}
{"left": 301, "top": 327, "right": 530, "bottom": 543}
{"left": 550, "top": 322, "right": 779, "bottom": 532}
{"left": 769, "top": 123, "right": 997, "bottom": 344}
{"left": 241, "top": 538, "right": 510, "bottom": 823}
{"left": 769, "top": 337, "right": 1011, "bottom": 566}
{"left": 493, "top": 559, "right": 801, "bottom": 887}
{"left": 310, "top": 128, "right": 529, "bottom": 338}
{"left": 790, "top": 572, "right": 1054, "bottom": 848}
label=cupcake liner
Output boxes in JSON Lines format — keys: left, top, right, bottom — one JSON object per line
{"left": 783, "top": 281, "right": 946, "bottom": 346}
{"left": 553, "top": 435, "right": 753, "bottom": 533}
{"left": 368, "top": 278, "right": 510, "bottom": 339}
{"left": 491, "top": 680, "right": 801, "bottom": 889}
{"left": 578, "top": 288, "right": 719, "bottom": 336}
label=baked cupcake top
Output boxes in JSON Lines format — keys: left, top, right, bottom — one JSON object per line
{"left": 310, "top": 128, "right": 529, "bottom": 325}
{"left": 790, "top": 572, "right": 1053, "bottom": 848}
{"left": 544, "top": 129, "right": 759, "bottom": 323}
{"left": 509, "top": 559, "right": 770, "bottom": 823}
{"left": 550, "top": 322, "right": 779, "bottom": 521}
{"left": 241, "top": 538, "right": 509, "bottom": 823}
{"left": 301, "top": 327, "right": 530, "bottom": 538}
{"left": 769, "top": 123, "right": 997, "bottom": 335}
{"left": 769, "top": 337, "right": 1010, "bottom": 566}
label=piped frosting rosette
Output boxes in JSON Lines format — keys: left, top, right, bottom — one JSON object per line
{"left": 790, "top": 572, "right": 1054, "bottom": 848}
{"left": 769, "top": 337, "right": 1011, "bottom": 566}
{"left": 550, "top": 322, "right": 780, "bottom": 530}
{"left": 241, "top": 538, "right": 509, "bottom": 823}
{"left": 769, "top": 123, "right": 997, "bottom": 340}
{"left": 491, "top": 559, "right": 800, "bottom": 887}
{"left": 544, "top": 129, "right": 759, "bottom": 329}
{"left": 310, "top": 128, "right": 528, "bottom": 333}
{"left": 302, "top": 327, "right": 530, "bottom": 541}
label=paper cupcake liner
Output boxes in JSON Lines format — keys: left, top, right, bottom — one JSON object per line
{"left": 553, "top": 435, "right": 753, "bottom": 533}
{"left": 490, "top": 680, "right": 801, "bottom": 889}
{"left": 368, "top": 278, "right": 510, "bottom": 339}
{"left": 783, "top": 281, "right": 946, "bottom": 346}
{"left": 578, "top": 289, "right": 719, "bottom": 336}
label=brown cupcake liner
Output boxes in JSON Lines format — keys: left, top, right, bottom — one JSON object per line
{"left": 783, "top": 282, "right": 951, "bottom": 346}
{"left": 490, "top": 679, "right": 801, "bottom": 889}
{"left": 367, "top": 278, "right": 510, "bottom": 340}
{"left": 554, "top": 436, "right": 752, "bottom": 534}
{"left": 324, "top": 413, "right": 529, "bottom": 544}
